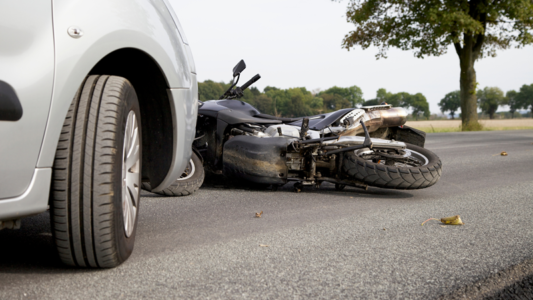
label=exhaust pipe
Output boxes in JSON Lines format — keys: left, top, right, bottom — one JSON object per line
{"left": 340, "top": 107, "right": 408, "bottom": 136}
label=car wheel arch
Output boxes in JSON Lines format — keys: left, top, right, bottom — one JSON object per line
{"left": 88, "top": 48, "right": 176, "bottom": 189}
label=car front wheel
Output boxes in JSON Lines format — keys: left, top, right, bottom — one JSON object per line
{"left": 50, "top": 75, "right": 142, "bottom": 268}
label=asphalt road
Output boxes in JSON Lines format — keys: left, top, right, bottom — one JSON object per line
{"left": 1, "top": 130, "right": 532, "bottom": 299}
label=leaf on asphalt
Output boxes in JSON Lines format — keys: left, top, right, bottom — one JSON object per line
{"left": 259, "top": 244, "right": 269, "bottom": 247}
{"left": 501, "top": 151, "right": 508, "bottom": 156}
{"left": 440, "top": 215, "right": 464, "bottom": 225}
{"left": 255, "top": 211, "right": 263, "bottom": 218}
{"left": 421, "top": 215, "right": 464, "bottom": 226}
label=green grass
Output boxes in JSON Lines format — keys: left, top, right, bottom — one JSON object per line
{"left": 411, "top": 126, "right": 533, "bottom": 133}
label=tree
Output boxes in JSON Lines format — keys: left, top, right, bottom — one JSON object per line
{"left": 404, "top": 93, "right": 431, "bottom": 120}
{"left": 477, "top": 86, "right": 505, "bottom": 119}
{"left": 362, "top": 99, "right": 379, "bottom": 106}
{"left": 504, "top": 90, "right": 520, "bottom": 118}
{"left": 253, "top": 94, "right": 275, "bottom": 115}
{"left": 320, "top": 86, "right": 365, "bottom": 107}
{"left": 337, "top": 0, "right": 533, "bottom": 130}
{"left": 366, "top": 88, "right": 429, "bottom": 119}
{"left": 198, "top": 80, "right": 230, "bottom": 101}
{"left": 516, "top": 83, "right": 533, "bottom": 118}
{"left": 320, "top": 93, "right": 351, "bottom": 111}
{"left": 439, "top": 91, "right": 461, "bottom": 119}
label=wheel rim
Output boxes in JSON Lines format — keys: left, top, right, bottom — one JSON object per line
{"left": 122, "top": 111, "right": 140, "bottom": 238}
{"left": 355, "top": 148, "right": 429, "bottom": 167}
{"left": 178, "top": 158, "right": 195, "bottom": 180}
{"left": 403, "top": 149, "right": 429, "bottom": 166}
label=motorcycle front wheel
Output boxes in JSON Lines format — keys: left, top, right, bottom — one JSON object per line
{"left": 343, "top": 143, "right": 442, "bottom": 190}
{"left": 142, "top": 152, "right": 204, "bottom": 196}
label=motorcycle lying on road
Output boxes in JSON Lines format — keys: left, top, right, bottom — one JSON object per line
{"left": 145, "top": 60, "right": 442, "bottom": 195}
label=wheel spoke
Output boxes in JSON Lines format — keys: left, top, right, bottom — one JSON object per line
{"left": 178, "top": 159, "right": 196, "bottom": 181}
{"left": 126, "top": 173, "right": 139, "bottom": 206}
{"left": 122, "top": 111, "right": 140, "bottom": 238}
{"left": 126, "top": 142, "right": 139, "bottom": 170}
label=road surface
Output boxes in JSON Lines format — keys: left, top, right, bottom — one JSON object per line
{"left": 1, "top": 130, "right": 532, "bottom": 299}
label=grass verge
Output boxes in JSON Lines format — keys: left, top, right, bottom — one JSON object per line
{"left": 411, "top": 126, "right": 533, "bottom": 133}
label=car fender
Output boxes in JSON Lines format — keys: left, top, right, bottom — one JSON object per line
{"left": 37, "top": 0, "right": 197, "bottom": 191}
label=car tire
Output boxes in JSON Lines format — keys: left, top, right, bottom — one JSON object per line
{"left": 141, "top": 152, "right": 204, "bottom": 196}
{"left": 50, "top": 75, "right": 142, "bottom": 268}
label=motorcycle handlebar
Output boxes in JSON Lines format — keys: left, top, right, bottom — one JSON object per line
{"left": 240, "top": 74, "right": 261, "bottom": 91}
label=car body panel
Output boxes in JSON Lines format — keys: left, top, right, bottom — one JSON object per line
{"left": 0, "top": 168, "right": 51, "bottom": 220}
{"left": 37, "top": 0, "right": 193, "bottom": 169}
{"left": 0, "top": 0, "right": 197, "bottom": 220}
{"left": 0, "top": 1, "right": 55, "bottom": 199}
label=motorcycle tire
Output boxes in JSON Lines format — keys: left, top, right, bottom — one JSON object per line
{"left": 343, "top": 143, "right": 442, "bottom": 190}
{"left": 142, "top": 152, "right": 204, "bottom": 196}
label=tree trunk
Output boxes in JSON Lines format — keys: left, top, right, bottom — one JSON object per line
{"left": 459, "top": 60, "right": 479, "bottom": 129}
{"left": 456, "top": 34, "right": 482, "bottom": 131}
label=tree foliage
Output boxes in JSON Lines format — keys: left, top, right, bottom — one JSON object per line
{"left": 337, "top": 0, "right": 533, "bottom": 129}
{"left": 198, "top": 80, "right": 430, "bottom": 118}
{"left": 366, "top": 88, "right": 430, "bottom": 119}
{"left": 504, "top": 90, "right": 520, "bottom": 117}
{"left": 516, "top": 83, "right": 533, "bottom": 118}
{"left": 319, "top": 86, "right": 365, "bottom": 107}
{"left": 439, "top": 91, "right": 461, "bottom": 119}
{"left": 339, "top": 0, "right": 533, "bottom": 58}
{"left": 477, "top": 86, "right": 505, "bottom": 119}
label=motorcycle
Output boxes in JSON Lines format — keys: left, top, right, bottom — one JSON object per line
{"left": 151, "top": 60, "right": 442, "bottom": 195}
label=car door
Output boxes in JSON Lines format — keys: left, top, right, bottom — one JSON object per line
{"left": 0, "top": 1, "right": 55, "bottom": 199}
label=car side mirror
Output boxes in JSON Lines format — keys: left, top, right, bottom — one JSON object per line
{"left": 233, "top": 60, "right": 246, "bottom": 77}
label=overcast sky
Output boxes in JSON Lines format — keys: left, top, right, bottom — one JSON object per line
{"left": 169, "top": 0, "right": 533, "bottom": 115}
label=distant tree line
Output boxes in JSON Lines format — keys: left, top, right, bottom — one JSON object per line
{"left": 439, "top": 83, "right": 533, "bottom": 119}
{"left": 198, "top": 80, "right": 431, "bottom": 119}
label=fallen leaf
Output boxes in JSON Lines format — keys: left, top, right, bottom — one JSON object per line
{"left": 421, "top": 215, "right": 464, "bottom": 226}
{"left": 259, "top": 244, "right": 269, "bottom": 247}
{"left": 501, "top": 151, "right": 508, "bottom": 156}
{"left": 255, "top": 211, "right": 263, "bottom": 218}
{"left": 440, "top": 215, "right": 464, "bottom": 225}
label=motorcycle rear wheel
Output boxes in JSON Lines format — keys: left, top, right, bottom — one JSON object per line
{"left": 343, "top": 143, "right": 442, "bottom": 190}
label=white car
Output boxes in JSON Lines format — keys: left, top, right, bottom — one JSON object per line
{"left": 0, "top": 0, "right": 198, "bottom": 268}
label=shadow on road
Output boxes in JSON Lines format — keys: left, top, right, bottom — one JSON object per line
{"left": 0, "top": 212, "right": 96, "bottom": 274}
{"left": 196, "top": 180, "right": 415, "bottom": 200}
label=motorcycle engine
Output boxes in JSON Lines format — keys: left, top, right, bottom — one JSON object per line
{"left": 265, "top": 124, "right": 300, "bottom": 138}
